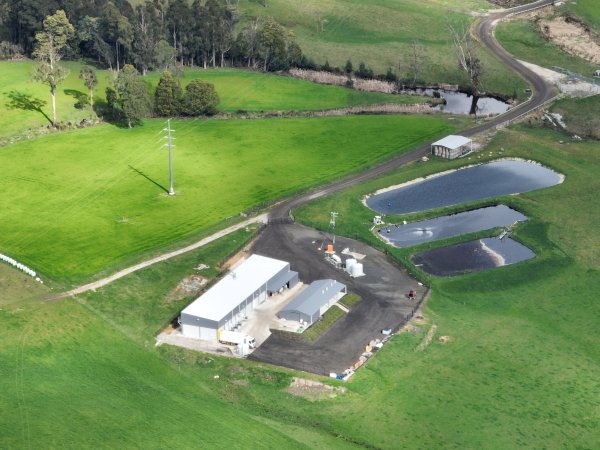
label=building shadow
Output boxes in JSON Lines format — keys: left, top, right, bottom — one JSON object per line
{"left": 128, "top": 165, "right": 169, "bottom": 194}
{"left": 4, "top": 90, "right": 52, "bottom": 125}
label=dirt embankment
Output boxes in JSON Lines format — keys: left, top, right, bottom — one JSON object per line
{"left": 538, "top": 15, "right": 600, "bottom": 65}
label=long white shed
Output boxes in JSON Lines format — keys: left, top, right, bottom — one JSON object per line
{"left": 180, "top": 254, "right": 298, "bottom": 341}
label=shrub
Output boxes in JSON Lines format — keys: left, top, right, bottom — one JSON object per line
{"left": 155, "top": 70, "right": 183, "bottom": 117}
{"left": 183, "top": 79, "right": 219, "bottom": 116}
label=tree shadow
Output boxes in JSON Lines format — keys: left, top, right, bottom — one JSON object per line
{"left": 5, "top": 90, "right": 52, "bottom": 125}
{"left": 128, "top": 165, "right": 169, "bottom": 194}
{"left": 64, "top": 88, "right": 89, "bottom": 109}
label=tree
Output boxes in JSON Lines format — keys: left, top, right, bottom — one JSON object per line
{"left": 406, "top": 39, "right": 425, "bottom": 87}
{"left": 132, "top": 1, "right": 161, "bottom": 75}
{"left": 385, "top": 67, "right": 396, "bottom": 83}
{"left": 79, "top": 65, "right": 98, "bottom": 112}
{"left": 115, "top": 64, "right": 151, "bottom": 127}
{"left": 154, "top": 39, "right": 176, "bottom": 69}
{"left": 259, "top": 18, "right": 286, "bottom": 71}
{"left": 99, "top": 2, "right": 133, "bottom": 71}
{"left": 183, "top": 79, "right": 219, "bottom": 116}
{"left": 154, "top": 70, "right": 182, "bottom": 117}
{"left": 344, "top": 59, "right": 353, "bottom": 75}
{"left": 32, "top": 10, "right": 75, "bottom": 128}
{"left": 448, "top": 20, "right": 483, "bottom": 114}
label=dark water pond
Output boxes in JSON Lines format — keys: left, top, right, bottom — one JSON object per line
{"left": 412, "top": 237, "right": 536, "bottom": 277}
{"left": 379, "top": 205, "right": 527, "bottom": 248}
{"left": 366, "top": 160, "right": 562, "bottom": 215}
{"left": 418, "top": 88, "right": 510, "bottom": 115}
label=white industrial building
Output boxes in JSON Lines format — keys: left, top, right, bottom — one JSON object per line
{"left": 431, "top": 135, "right": 472, "bottom": 159}
{"left": 180, "top": 254, "right": 298, "bottom": 341}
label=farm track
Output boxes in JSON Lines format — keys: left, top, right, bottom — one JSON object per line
{"left": 57, "top": 0, "right": 557, "bottom": 298}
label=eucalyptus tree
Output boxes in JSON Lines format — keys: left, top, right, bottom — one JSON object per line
{"left": 32, "top": 10, "right": 75, "bottom": 128}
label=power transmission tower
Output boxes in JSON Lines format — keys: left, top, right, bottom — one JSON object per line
{"left": 161, "top": 119, "right": 175, "bottom": 196}
{"left": 329, "top": 211, "right": 338, "bottom": 244}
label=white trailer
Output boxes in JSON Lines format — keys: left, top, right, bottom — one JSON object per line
{"left": 218, "top": 330, "right": 256, "bottom": 349}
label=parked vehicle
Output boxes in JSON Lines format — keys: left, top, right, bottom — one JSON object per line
{"left": 219, "top": 330, "right": 256, "bottom": 348}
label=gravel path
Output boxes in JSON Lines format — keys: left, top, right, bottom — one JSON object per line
{"left": 52, "top": 214, "right": 268, "bottom": 299}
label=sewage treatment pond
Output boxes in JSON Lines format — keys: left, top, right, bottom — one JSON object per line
{"left": 366, "top": 160, "right": 562, "bottom": 215}
{"left": 412, "top": 237, "right": 536, "bottom": 276}
{"left": 378, "top": 205, "right": 527, "bottom": 248}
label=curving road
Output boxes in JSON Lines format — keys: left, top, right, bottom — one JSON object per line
{"left": 269, "top": 0, "right": 558, "bottom": 220}
{"left": 58, "top": 1, "right": 558, "bottom": 298}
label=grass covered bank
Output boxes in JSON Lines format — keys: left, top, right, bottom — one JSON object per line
{"left": 0, "top": 114, "right": 457, "bottom": 283}
{"left": 496, "top": 18, "right": 599, "bottom": 76}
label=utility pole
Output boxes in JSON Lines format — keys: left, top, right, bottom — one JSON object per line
{"left": 162, "top": 119, "right": 175, "bottom": 196}
{"left": 329, "top": 211, "right": 338, "bottom": 244}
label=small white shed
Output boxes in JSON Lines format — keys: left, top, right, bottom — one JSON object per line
{"left": 431, "top": 135, "right": 472, "bottom": 159}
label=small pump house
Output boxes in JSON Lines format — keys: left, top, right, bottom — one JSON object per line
{"left": 431, "top": 135, "right": 473, "bottom": 159}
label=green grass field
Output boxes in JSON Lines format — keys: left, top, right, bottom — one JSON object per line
{"left": 288, "top": 125, "right": 599, "bottom": 448}
{"left": 0, "top": 61, "right": 109, "bottom": 137}
{"left": 236, "top": 0, "right": 527, "bottom": 97}
{"left": 0, "top": 61, "right": 424, "bottom": 142}
{"left": 496, "top": 18, "right": 599, "bottom": 76}
{"left": 550, "top": 95, "right": 600, "bottom": 139}
{"left": 144, "top": 67, "right": 426, "bottom": 112}
{"left": 1, "top": 125, "right": 598, "bottom": 448}
{"left": 564, "top": 0, "right": 600, "bottom": 32}
{"left": 0, "top": 114, "right": 457, "bottom": 283}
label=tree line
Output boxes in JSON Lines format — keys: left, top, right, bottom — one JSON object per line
{"left": 0, "top": 0, "right": 304, "bottom": 73}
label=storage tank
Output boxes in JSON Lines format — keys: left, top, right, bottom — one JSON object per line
{"left": 345, "top": 258, "right": 357, "bottom": 275}
{"left": 351, "top": 263, "right": 364, "bottom": 277}
{"left": 331, "top": 254, "right": 342, "bottom": 265}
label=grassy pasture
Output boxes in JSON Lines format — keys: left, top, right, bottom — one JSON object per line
{"left": 0, "top": 114, "right": 456, "bottom": 283}
{"left": 496, "top": 18, "right": 599, "bottom": 76}
{"left": 0, "top": 265, "right": 342, "bottom": 449}
{"left": 564, "top": 0, "right": 600, "bottom": 32}
{"left": 236, "top": 0, "right": 527, "bottom": 96}
{"left": 0, "top": 61, "right": 108, "bottom": 137}
{"left": 0, "top": 61, "right": 424, "bottom": 141}
{"left": 287, "top": 125, "right": 600, "bottom": 448}
{"left": 1, "top": 126, "right": 598, "bottom": 449}
{"left": 144, "top": 67, "right": 426, "bottom": 112}
{"left": 550, "top": 95, "right": 600, "bottom": 139}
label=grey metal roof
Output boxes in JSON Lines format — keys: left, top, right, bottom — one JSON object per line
{"left": 279, "top": 279, "right": 346, "bottom": 316}
{"left": 431, "top": 135, "right": 472, "bottom": 150}
{"left": 182, "top": 254, "right": 289, "bottom": 321}
{"left": 267, "top": 270, "right": 298, "bottom": 292}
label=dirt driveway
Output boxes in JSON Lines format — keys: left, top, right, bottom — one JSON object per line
{"left": 248, "top": 223, "right": 423, "bottom": 376}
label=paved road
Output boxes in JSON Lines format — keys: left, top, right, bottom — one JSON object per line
{"left": 269, "top": 0, "right": 558, "bottom": 221}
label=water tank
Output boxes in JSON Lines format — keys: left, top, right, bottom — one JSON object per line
{"left": 345, "top": 258, "right": 357, "bottom": 275}
{"left": 351, "top": 263, "right": 364, "bottom": 277}
{"left": 331, "top": 254, "right": 342, "bottom": 265}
